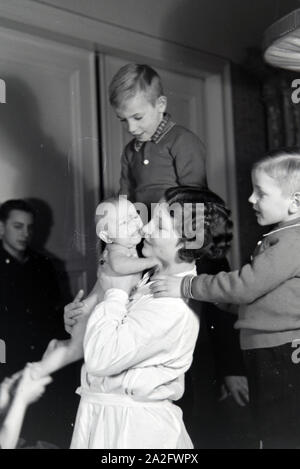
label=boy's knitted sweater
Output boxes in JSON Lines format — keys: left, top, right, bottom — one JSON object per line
{"left": 191, "top": 218, "right": 300, "bottom": 350}
{"left": 120, "top": 118, "right": 206, "bottom": 206}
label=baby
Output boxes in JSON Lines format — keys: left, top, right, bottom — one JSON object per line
{"left": 33, "top": 197, "right": 159, "bottom": 378}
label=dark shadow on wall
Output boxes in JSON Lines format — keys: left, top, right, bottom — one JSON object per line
{"left": 234, "top": 48, "right": 300, "bottom": 263}
{"left": 26, "top": 197, "right": 73, "bottom": 306}
{"left": 231, "top": 57, "right": 267, "bottom": 264}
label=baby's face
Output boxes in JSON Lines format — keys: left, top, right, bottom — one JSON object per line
{"left": 97, "top": 199, "right": 143, "bottom": 247}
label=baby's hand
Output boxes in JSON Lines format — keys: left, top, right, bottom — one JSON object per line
{"left": 148, "top": 257, "right": 162, "bottom": 269}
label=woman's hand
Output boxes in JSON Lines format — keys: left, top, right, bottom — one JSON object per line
{"left": 98, "top": 270, "right": 141, "bottom": 295}
{"left": 64, "top": 289, "right": 85, "bottom": 334}
{"left": 150, "top": 275, "right": 182, "bottom": 298}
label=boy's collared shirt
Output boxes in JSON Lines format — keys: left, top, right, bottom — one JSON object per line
{"left": 251, "top": 216, "right": 300, "bottom": 259}
{"left": 133, "top": 113, "right": 175, "bottom": 152}
{"left": 265, "top": 216, "right": 300, "bottom": 236}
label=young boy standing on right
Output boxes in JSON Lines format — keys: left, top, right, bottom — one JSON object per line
{"left": 152, "top": 149, "right": 300, "bottom": 448}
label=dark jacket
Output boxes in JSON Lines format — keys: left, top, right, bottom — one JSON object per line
{"left": 0, "top": 242, "right": 64, "bottom": 379}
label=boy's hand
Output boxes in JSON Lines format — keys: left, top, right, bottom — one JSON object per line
{"left": 64, "top": 289, "right": 85, "bottom": 334}
{"left": 150, "top": 275, "right": 182, "bottom": 298}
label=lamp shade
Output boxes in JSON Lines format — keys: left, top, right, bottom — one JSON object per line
{"left": 264, "top": 9, "right": 300, "bottom": 71}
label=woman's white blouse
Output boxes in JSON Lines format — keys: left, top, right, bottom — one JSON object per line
{"left": 81, "top": 267, "right": 199, "bottom": 402}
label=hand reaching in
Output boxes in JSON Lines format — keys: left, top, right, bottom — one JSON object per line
{"left": 64, "top": 289, "right": 85, "bottom": 335}
{"left": 220, "top": 375, "right": 249, "bottom": 407}
{"left": 15, "top": 364, "right": 52, "bottom": 406}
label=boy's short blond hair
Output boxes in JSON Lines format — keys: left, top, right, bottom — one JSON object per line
{"left": 109, "top": 63, "right": 164, "bottom": 108}
{"left": 253, "top": 148, "right": 300, "bottom": 195}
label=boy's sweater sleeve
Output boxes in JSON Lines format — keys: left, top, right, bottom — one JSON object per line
{"left": 191, "top": 234, "right": 300, "bottom": 304}
{"left": 172, "top": 130, "right": 207, "bottom": 188}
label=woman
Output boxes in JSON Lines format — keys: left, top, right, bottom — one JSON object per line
{"left": 67, "top": 187, "right": 232, "bottom": 449}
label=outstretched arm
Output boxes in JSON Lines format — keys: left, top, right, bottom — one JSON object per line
{"left": 0, "top": 366, "right": 52, "bottom": 449}
{"left": 109, "top": 252, "right": 159, "bottom": 275}
{"left": 151, "top": 235, "right": 300, "bottom": 304}
{"left": 33, "top": 316, "right": 88, "bottom": 378}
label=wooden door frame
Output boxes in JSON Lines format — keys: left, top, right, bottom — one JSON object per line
{"left": 0, "top": 0, "right": 240, "bottom": 267}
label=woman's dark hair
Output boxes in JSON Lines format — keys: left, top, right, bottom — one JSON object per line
{"left": 164, "top": 186, "right": 233, "bottom": 262}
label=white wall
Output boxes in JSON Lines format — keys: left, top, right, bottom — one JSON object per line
{"left": 32, "top": 0, "right": 300, "bottom": 63}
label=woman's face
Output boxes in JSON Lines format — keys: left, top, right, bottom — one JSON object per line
{"left": 142, "top": 201, "right": 182, "bottom": 265}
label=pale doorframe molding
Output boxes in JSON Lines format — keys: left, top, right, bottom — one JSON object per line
{"left": 0, "top": 0, "right": 240, "bottom": 267}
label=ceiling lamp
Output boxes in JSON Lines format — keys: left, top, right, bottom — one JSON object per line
{"left": 264, "top": 9, "right": 300, "bottom": 71}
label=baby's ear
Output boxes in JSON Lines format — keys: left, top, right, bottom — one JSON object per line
{"left": 98, "top": 231, "right": 112, "bottom": 244}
